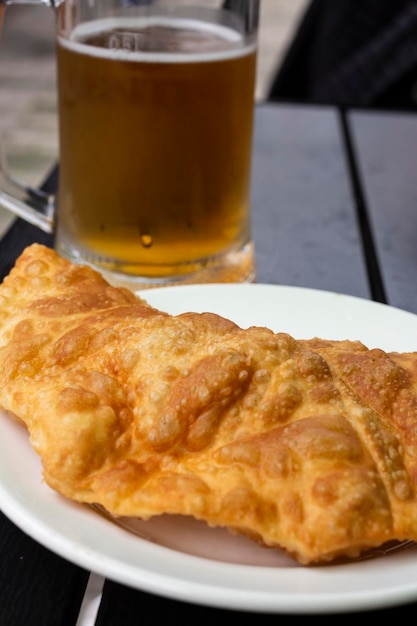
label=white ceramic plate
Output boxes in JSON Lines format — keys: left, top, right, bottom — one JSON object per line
{"left": 1, "top": 284, "right": 417, "bottom": 615}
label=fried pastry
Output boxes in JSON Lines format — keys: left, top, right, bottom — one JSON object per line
{"left": 1, "top": 243, "right": 417, "bottom": 565}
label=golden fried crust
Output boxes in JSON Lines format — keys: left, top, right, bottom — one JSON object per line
{"left": 1, "top": 244, "right": 417, "bottom": 564}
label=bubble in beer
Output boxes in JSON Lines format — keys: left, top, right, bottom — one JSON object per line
{"left": 140, "top": 233, "right": 153, "bottom": 248}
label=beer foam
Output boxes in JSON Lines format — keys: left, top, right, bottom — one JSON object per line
{"left": 58, "top": 16, "right": 256, "bottom": 63}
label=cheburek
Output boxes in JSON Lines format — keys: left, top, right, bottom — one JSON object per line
{"left": 1, "top": 244, "right": 417, "bottom": 565}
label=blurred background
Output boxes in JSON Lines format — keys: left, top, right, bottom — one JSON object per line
{"left": 0, "top": 0, "right": 308, "bottom": 233}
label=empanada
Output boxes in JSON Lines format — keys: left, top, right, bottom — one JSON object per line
{"left": 1, "top": 243, "right": 417, "bottom": 565}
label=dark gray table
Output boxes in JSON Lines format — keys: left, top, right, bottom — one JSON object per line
{"left": 1, "top": 102, "right": 417, "bottom": 624}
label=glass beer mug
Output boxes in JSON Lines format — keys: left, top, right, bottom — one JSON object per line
{"left": 0, "top": 0, "right": 259, "bottom": 290}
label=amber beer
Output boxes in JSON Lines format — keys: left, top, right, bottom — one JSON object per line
{"left": 56, "top": 16, "right": 256, "bottom": 282}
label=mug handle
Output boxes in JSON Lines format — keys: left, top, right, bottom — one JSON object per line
{"left": 0, "top": 0, "right": 55, "bottom": 233}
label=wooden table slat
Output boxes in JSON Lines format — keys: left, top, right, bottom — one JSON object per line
{"left": 252, "top": 104, "right": 369, "bottom": 298}
{"left": 348, "top": 110, "right": 417, "bottom": 315}
{"left": 0, "top": 512, "right": 89, "bottom": 626}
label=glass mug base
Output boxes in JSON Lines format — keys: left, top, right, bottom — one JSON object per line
{"left": 55, "top": 238, "right": 256, "bottom": 292}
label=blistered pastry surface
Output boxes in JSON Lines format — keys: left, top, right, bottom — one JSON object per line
{"left": 1, "top": 244, "right": 417, "bottom": 565}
